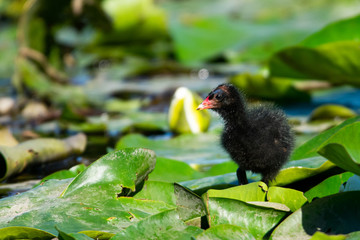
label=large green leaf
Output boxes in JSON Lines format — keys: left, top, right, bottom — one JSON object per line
{"left": 271, "top": 159, "right": 336, "bottom": 187}
{"left": 111, "top": 210, "right": 203, "bottom": 240}
{"left": 291, "top": 116, "right": 360, "bottom": 160}
{"left": 62, "top": 148, "right": 156, "bottom": 198}
{"left": 203, "top": 182, "right": 267, "bottom": 202}
{"left": 269, "top": 15, "right": 360, "bottom": 85}
{"left": 196, "top": 224, "right": 255, "bottom": 240}
{"left": 317, "top": 122, "right": 360, "bottom": 175}
{"left": 270, "top": 192, "right": 360, "bottom": 239}
{"left": 269, "top": 41, "right": 360, "bottom": 85}
{"left": 300, "top": 14, "right": 360, "bottom": 48}
{"left": 148, "top": 157, "right": 204, "bottom": 183}
{"left": 134, "top": 181, "right": 206, "bottom": 222}
{"left": 205, "top": 197, "right": 289, "bottom": 239}
{"left": 267, "top": 187, "right": 307, "bottom": 212}
{"left": 0, "top": 149, "right": 175, "bottom": 235}
{"left": 180, "top": 173, "right": 238, "bottom": 195}
{"left": 0, "top": 226, "right": 55, "bottom": 240}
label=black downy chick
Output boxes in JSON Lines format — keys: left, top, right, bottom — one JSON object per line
{"left": 197, "top": 83, "right": 294, "bottom": 185}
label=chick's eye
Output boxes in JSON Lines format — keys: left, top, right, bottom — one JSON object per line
{"left": 215, "top": 94, "right": 223, "bottom": 100}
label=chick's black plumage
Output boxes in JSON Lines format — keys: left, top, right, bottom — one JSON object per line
{"left": 197, "top": 83, "right": 294, "bottom": 185}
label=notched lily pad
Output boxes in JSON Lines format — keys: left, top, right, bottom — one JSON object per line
{"left": 206, "top": 197, "right": 289, "bottom": 239}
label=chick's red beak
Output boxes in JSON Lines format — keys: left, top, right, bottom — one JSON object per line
{"left": 197, "top": 97, "right": 214, "bottom": 110}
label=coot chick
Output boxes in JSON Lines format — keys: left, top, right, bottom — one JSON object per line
{"left": 197, "top": 83, "right": 294, "bottom": 185}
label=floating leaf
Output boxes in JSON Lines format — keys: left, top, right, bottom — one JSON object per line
{"left": 111, "top": 210, "right": 203, "bottom": 240}
{"left": 271, "top": 159, "right": 336, "bottom": 187}
{"left": 0, "top": 149, "right": 170, "bottom": 235}
{"left": 270, "top": 192, "right": 360, "bottom": 239}
{"left": 206, "top": 197, "right": 289, "bottom": 239}
{"left": 148, "top": 157, "right": 204, "bottom": 183}
{"left": 0, "top": 226, "right": 55, "bottom": 240}
{"left": 203, "top": 182, "right": 267, "bottom": 202}
{"left": 196, "top": 224, "right": 255, "bottom": 240}
{"left": 134, "top": 181, "right": 206, "bottom": 222}
{"left": 291, "top": 116, "right": 360, "bottom": 160}
{"left": 269, "top": 14, "right": 360, "bottom": 87}
{"left": 267, "top": 186, "right": 307, "bottom": 212}
{"left": 309, "top": 104, "right": 357, "bottom": 121}
{"left": 317, "top": 122, "right": 360, "bottom": 175}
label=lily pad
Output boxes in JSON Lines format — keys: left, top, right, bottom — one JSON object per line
{"left": 134, "top": 181, "right": 206, "bottom": 222}
{"left": 271, "top": 159, "right": 336, "bottom": 187}
{"left": 0, "top": 226, "right": 55, "bottom": 240}
{"left": 291, "top": 116, "right": 360, "bottom": 160}
{"left": 267, "top": 186, "right": 307, "bottom": 212}
{"left": 111, "top": 210, "right": 203, "bottom": 240}
{"left": 195, "top": 224, "right": 255, "bottom": 240}
{"left": 270, "top": 192, "right": 360, "bottom": 239}
{"left": 205, "top": 197, "right": 289, "bottom": 239}
{"left": 148, "top": 157, "right": 205, "bottom": 183}
{"left": 317, "top": 122, "right": 360, "bottom": 175}
{"left": 269, "top": 13, "right": 360, "bottom": 86}
{"left": 203, "top": 182, "right": 268, "bottom": 202}
{"left": 0, "top": 149, "right": 173, "bottom": 235}
{"left": 309, "top": 104, "right": 357, "bottom": 121}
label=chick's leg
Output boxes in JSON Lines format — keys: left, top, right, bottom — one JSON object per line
{"left": 236, "top": 167, "right": 248, "bottom": 185}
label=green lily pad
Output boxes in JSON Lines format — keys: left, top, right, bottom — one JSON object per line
{"left": 116, "top": 133, "right": 228, "bottom": 165}
{"left": 206, "top": 197, "right": 289, "bottom": 239}
{"left": 203, "top": 182, "right": 268, "bottom": 202}
{"left": 134, "top": 181, "right": 206, "bottom": 222}
{"left": 267, "top": 186, "right": 307, "bottom": 212}
{"left": 0, "top": 149, "right": 175, "bottom": 235}
{"left": 309, "top": 104, "right": 357, "bottom": 121}
{"left": 269, "top": 41, "right": 360, "bottom": 86}
{"left": 57, "top": 227, "right": 93, "bottom": 240}
{"left": 317, "top": 122, "right": 360, "bottom": 175}
{"left": 291, "top": 116, "right": 360, "bottom": 160}
{"left": 62, "top": 148, "right": 156, "bottom": 198}
{"left": 148, "top": 157, "right": 205, "bottom": 183}
{"left": 300, "top": 14, "right": 360, "bottom": 48}
{"left": 269, "top": 14, "right": 360, "bottom": 85}
{"left": 195, "top": 224, "right": 255, "bottom": 240}
{"left": 305, "top": 172, "right": 353, "bottom": 202}
{"left": 271, "top": 159, "right": 336, "bottom": 187}
{"left": 0, "top": 226, "right": 55, "bottom": 240}
{"left": 110, "top": 210, "right": 203, "bottom": 240}
{"left": 270, "top": 192, "right": 360, "bottom": 239}
{"left": 180, "top": 173, "right": 238, "bottom": 195}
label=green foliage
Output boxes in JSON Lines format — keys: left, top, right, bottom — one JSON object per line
{"left": 269, "top": 15, "right": 360, "bottom": 86}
